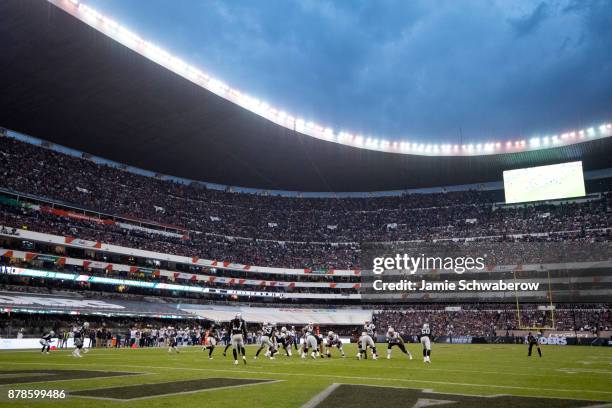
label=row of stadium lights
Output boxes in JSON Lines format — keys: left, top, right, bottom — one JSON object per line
{"left": 64, "top": 0, "right": 612, "bottom": 156}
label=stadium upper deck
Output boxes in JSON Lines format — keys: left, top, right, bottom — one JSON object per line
{"left": 0, "top": 0, "right": 611, "bottom": 192}
{"left": 0, "top": 133, "right": 610, "bottom": 303}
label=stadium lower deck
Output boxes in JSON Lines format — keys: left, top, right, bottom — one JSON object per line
{"left": 0, "top": 344, "right": 611, "bottom": 407}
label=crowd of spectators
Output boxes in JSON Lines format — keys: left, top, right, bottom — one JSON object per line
{"left": 0, "top": 135, "right": 610, "bottom": 306}
{"left": 0, "top": 136, "right": 610, "bottom": 271}
{"left": 373, "top": 305, "right": 611, "bottom": 337}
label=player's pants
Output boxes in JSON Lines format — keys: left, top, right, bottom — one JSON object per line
{"left": 231, "top": 334, "right": 245, "bottom": 349}
{"left": 360, "top": 335, "right": 375, "bottom": 350}
{"left": 528, "top": 342, "right": 542, "bottom": 357}
{"left": 260, "top": 335, "right": 274, "bottom": 348}
{"left": 326, "top": 341, "right": 344, "bottom": 355}
{"left": 420, "top": 336, "right": 431, "bottom": 351}
{"left": 305, "top": 335, "right": 318, "bottom": 351}
{"left": 388, "top": 340, "right": 407, "bottom": 353}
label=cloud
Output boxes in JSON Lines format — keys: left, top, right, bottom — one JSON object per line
{"left": 87, "top": 0, "right": 612, "bottom": 143}
{"left": 508, "top": 2, "right": 550, "bottom": 37}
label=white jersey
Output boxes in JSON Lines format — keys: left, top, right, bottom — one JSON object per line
{"left": 387, "top": 330, "right": 401, "bottom": 341}
{"left": 364, "top": 323, "right": 376, "bottom": 337}
{"left": 327, "top": 333, "right": 340, "bottom": 346}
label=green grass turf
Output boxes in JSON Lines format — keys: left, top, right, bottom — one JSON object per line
{"left": 0, "top": 343, "right": 610, "bottom": 407}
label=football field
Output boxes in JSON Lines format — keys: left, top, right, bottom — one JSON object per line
{"left": 0, "top": 344, "right": 610, "bottom": 407}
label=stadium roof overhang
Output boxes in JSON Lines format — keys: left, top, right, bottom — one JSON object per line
{"left": 1, "top": 0, "right": 611, "bottom": 192}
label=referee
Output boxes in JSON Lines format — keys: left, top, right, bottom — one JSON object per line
{"left": 527, "top": 332, "right": 542, "bottom": 357}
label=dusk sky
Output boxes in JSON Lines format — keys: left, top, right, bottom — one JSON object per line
{"left": 86, "top": 0, "right": 612, "bottom": 143}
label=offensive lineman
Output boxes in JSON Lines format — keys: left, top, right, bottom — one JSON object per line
{"left": 386, "top": 327, "right": 413, "bottom": 360}
{"left": 420, "top": 323, "right": 432, "bottom": 363}
{"left": 325, "top": 331, "right": 345, "bottom": 358}
{"left": 301, "top": 322, "right": 320, "bottom": 359}
{"left": 358, "top": 330, "right": 378, "bottom": 360}
{"left": 230, "top": 313, "right": 248, "bottom": 365}
{"left": 255, "top": 322, "right": 278, "bottom": 359}
{"left": 278, "top": 327, "right": 293, "bottom": 357}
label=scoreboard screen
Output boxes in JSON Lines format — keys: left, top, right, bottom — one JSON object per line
{"left": 503, "top": 161, "right": 586, "bottom": 204}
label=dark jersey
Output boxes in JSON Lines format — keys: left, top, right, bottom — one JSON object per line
{"left": 262, "top": 325, "right": 275, "bottom": 337}
{"left": 209, "top": 326, "right": 221, "bottom": 340}
{"left": 169, "top": 331, "right": 177, "bottom": 346}
{"left": 527, "top": 334, "right": 538, "bottom": 345}
{"left": 73, "top": 328, "right": 84, "bottom": 340}
{"left": 41, "top": 332, "right": 53, "bottom": 341}
{"left": 230, "top": 318, "right": 247, "bottom": 336}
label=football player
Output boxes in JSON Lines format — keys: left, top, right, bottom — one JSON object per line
{"left": 358, "top": 330, "right": 378, "bottom": 360}
{"left": 386, "top": 327, "right": 413, "bottom": 360}
{"left": 255, "top": 322, "right": 278, "bottom": 359}
{"left": 301, "top": 323, "right": 319, "bottom": 359}
{"left": 71, "top": 322, "right": 89, "bottom": 358}
{"left": 420, "top": 323, "right": 432, "bottom": 363}
{"left": 278, "top": 327, "right": 293, "bottom": 357}
{"left": 325, "top": 331, "right": 345, "bottom": 358}
{"left": 289, "top": 326, "right": 298, "bottom": 350}
{"left": 364, "top": 320, "right": 376, "bottom": 338}
{"left": 168, "top": 328, "right": 180, "bottom": 353}
{"left": 230, "top": 313, "right": 248, "bottom": 365}
{"left": 39, "top": 330, "right": 54, "bottom": 354}
{"left": 202, "top": 322, "right": 221, "bottom": 359}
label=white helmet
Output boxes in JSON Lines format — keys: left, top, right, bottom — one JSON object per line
{"left": 388, "top": 327, "right": 395, "bottom": 334}
{"left": 328, "top": 331, "right": 334, "bottom": 337}
{"left": 308, "top": 321, "right": 314, "bottom": 326}
{"left": 423, "top": 323, "right": 429, "bottom": 329}
{"left": 271, "top": 322, "right": 276, "bottom": 327}
{"left": 263, "top": 321, "right": 269, "bottom": 326}
{"left": 50, "top": 330, "right": 55, "bottom": 336}
{"left": 83, "top": 322, "right": 90, "bottom": 329}
{"left": 281, "top": 327, "right": 287, "bottom": 332}
{"left": 236, "top": 313, "right": 242, "bottom": 319}
{"left": 361, "top": 331, "right": 367, "bottom": 336}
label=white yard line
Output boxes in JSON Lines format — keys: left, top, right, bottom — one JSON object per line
{"left": 301, "top": 383, "right": 340, "bottom": 408}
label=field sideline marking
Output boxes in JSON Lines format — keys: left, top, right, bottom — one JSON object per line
{"left": 5, "top": 361, "right": 612, "bottom": 398}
